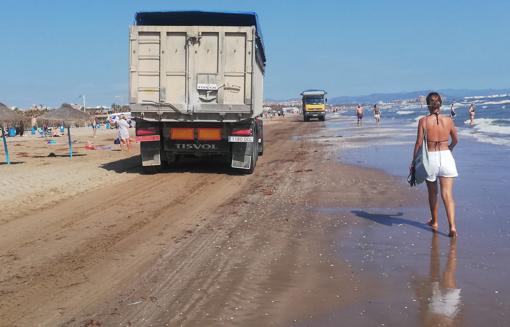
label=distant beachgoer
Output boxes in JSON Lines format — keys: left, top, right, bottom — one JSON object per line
{"left": 117, "top": 115, "right": 130, "bottom": 151}
{"left": 373, "top": 104, "right": 381, "bottom": 125}
{"left": 356, "top": 105, "right": 364, "bottom": 126}
{"left": 92, "top": 116, "right": 97, "bottom": 138}
{"left": 468, "top": 104, "right": 475, "bottom": 126}
{"left": 411, "top": 92, "right": 458, "bottom": 237}
{"left": 19, "top": 121, "right": 24, "bottom": 137}
{"left": 450, "top": 104, "right": 456, "bottom": 119}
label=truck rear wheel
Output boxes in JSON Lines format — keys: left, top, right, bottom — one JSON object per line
{"left": 245, "top": 129, "right": 259, "bottom": 174}
{"left": 257, "top": 119, "right": 264, "bottom": 156}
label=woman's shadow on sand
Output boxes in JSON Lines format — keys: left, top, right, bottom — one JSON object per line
{"left": 351, "top": 210, "right": 448, "bottom": 237}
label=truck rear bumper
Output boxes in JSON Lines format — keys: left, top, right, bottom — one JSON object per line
{"left": 305, "top": 112, "right": 325, "bottom": 117}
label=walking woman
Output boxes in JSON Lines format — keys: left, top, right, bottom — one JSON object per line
{"left": 411, "top": 92, "right": 459, "bottom": 237}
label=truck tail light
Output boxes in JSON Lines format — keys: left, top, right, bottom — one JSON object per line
{"left": 231, "top": 128, "right": 252, "bottom": 136}
{"left": 136, "top": 127, "right": 158, "bottom": 136}
{"left": 197, "top": 128, "right": 222, "bottom": 141}
{"left": 170, "top": 128, "right": 194, "bottom": 140}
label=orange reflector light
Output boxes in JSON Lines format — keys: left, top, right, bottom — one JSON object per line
{"left": 170, "top": 128, "right": 194, "bottom": 140}
{"left": 197, "top": 128, "right": 222, "bottom": 141}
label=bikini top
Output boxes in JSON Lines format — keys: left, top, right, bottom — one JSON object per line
{"left": 426, "top": 113, "right": 449, "bottom": 149}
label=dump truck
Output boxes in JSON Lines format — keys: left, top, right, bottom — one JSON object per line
{"left": 301, "top": 90, "right": 327, "bottom": 121}
{"left": 129, "top": 11, "right": 266, "bottom": 173}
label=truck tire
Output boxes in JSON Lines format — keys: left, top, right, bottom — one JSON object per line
{"left": 246, "top": 132, "right": 258, "bottom": 174}
{"left": 320, "top": 115, "right": 326, "bottom": 121}
{"left": 258, "top": 140, "right": 264, "bottom": 156}
{"left": 304, "top": 115, "right": 309, "bottom": 122}
{"left": 258, "top": 133, "right": 264, "bottom": 156}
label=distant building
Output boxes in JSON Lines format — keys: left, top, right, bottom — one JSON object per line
{"left": 282, "top": 107, "right": 300, "bottom": 114}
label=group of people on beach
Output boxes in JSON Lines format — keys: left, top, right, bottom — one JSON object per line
{"left": 355, "top": 104, "right": 381, "bottom": 126}
{"left": 449, "top": 103, "right": 476, "bottom": 126}
{"left": 356, "top": 101, "right": 476, "bottom": 129}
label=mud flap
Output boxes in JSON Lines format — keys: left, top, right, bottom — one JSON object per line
{"left": 140, "top": 141, "right": 161, "bottom": 166}
{"left": 231, "top": 142, "right": 253, "bottom": 169}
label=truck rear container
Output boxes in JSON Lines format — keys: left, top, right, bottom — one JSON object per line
{"left": 129, "top": 11, "right": 266, "bottom": 173}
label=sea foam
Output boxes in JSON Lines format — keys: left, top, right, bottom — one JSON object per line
{"left": 469, "top": 118, "right": 510, "bottom": 135}
{"left": 396, "top": 110, "right": 414, "bottom": 115}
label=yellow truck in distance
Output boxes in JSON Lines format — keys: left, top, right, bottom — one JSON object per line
{"left": 301, "top": 90, "right": 327, "bottom": 121}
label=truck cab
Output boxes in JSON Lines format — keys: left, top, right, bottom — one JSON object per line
{"left": 301, "top": 90, "right": 327, "bottom": 121}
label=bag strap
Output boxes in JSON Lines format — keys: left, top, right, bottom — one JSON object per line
{"left": 423, "top": 116, "right": 428, "bottom": 142}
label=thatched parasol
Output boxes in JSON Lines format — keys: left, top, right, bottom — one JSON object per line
{"left": 0, "top": 102, "right": 23, "bottom": 122}
{"left": 38, "top": 103, "right": 91, "bottom": 159}
{"left": 0, "top": 102, "right": 24, "bottom": 165}
{"left": 38, "top": 103, "right": 91, "bottom": 123}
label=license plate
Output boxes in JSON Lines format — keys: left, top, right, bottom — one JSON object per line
{"left": 228, "top": 136, "right": 254, "bottom": 143}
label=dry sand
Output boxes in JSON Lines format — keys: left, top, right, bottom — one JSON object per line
{"left": 0, "top": 127, "right": 138, "bottom": 223}
{"left": 0, "top": 117, "right": 418, "bottom": 326}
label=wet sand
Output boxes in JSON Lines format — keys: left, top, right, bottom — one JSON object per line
{"left": 300, "top": 113, "right": 510, "bottom": 326}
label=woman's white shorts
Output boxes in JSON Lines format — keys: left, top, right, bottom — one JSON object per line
{"left": 426, "top": 150, "right": 458, "bottom": 182}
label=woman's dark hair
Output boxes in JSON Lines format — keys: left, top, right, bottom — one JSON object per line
{"left": 426, "top": 92, "right": 442, "bottom": 105}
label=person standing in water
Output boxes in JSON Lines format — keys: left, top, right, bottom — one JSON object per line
{"left": 411, "top": 92, "right": 458, "bottom": 237}
{"left": 373, "top": 104, "right": 381, "bottom": 126}
{"left": 356, "top": 105, "right": 364, "bottom": 126}
{"left": 468, "top": 104, "right": 475, "bottom": 126}
{"left": 450, "top": 104, "right": 456, "bottom": 120}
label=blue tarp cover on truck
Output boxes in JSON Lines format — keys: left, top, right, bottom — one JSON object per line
{"left": 135, "top": 11, "right": 266, "bottom": 66}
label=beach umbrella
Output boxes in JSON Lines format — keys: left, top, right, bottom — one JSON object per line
{"left": 0, "top": 102, "right": 23, "bottom": 164}
{"left": 38, "top": 103, "right": 91, "bottom": 159}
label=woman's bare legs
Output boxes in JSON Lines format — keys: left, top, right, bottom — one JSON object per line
{"left": 440, "top": 177, "right": 457, "bottom": 237}
{"left": 426, "top": 180, "right": 439, "bottom": 231}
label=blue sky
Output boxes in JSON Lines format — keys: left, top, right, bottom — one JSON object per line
{"left": 1, "top": 0, "right": 509, "bottom": 107}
